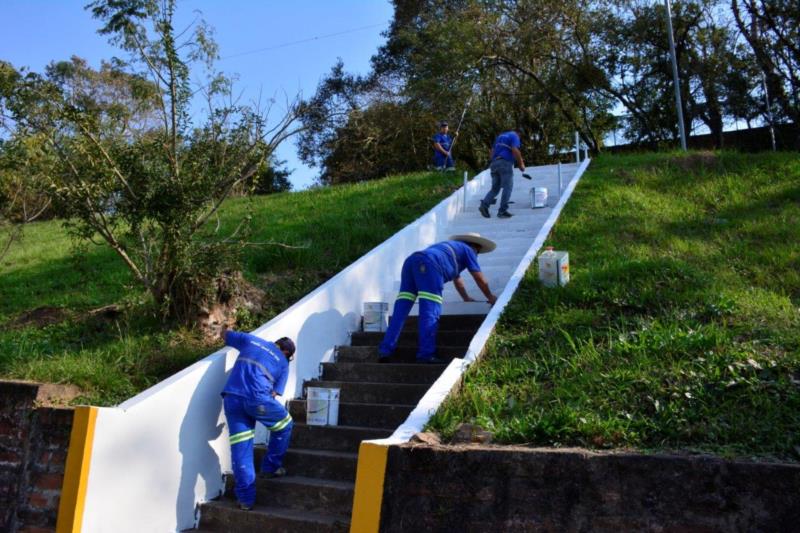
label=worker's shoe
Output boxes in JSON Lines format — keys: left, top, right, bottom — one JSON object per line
{"left": 260, "top": 467, "right": 287, "bottom": 479}
{"left": 239, "top": 502, "right": 253, "bottom": 511}
{"left": 478, "top": 204, "right": 490, "bottom": 218}
{"left": 497, "top": 210, "right": 513, "bottom": 218}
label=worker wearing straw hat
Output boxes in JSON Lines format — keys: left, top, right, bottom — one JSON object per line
{"left": 379, "top": 233, "right": 497, "bottom": 364}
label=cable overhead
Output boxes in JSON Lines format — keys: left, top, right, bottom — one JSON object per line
{"left": 221, "top": 22, "right": 387, "bottom": 60}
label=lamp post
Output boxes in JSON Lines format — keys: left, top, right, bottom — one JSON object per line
{"left": 664, "top": 0, "right": 687, "bottom": 151}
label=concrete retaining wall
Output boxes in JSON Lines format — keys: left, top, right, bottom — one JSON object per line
{"left": 379, "top": 444, "right": 800, "bottom": 532}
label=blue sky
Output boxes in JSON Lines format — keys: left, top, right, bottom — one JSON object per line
{"left": 0, "top": 1, "right": 394, "bottom": 189}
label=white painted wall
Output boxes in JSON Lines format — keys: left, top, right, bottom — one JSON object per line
{"left": 371, "top": 157, "right": 592, "bottom": 446}
{"left": 79, "top": 173, "right": 487, "bottom": 532}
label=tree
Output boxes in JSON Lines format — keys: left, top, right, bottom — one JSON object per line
{"left": 732, "top": 0, "right": 800, "bottom": 142}
{"left": 2, "top": 1, "right": 307, "bottom": 322}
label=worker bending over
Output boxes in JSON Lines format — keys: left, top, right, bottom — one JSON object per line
{"left": 220, "top": 326, "right": 295, "bottom": 511}
{"left": 379, "top": 233, "right": 497, "bottom": 364}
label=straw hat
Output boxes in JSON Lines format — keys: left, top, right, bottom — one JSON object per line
{"left": 448, "top": 232, "right": 496, "bottom": 254}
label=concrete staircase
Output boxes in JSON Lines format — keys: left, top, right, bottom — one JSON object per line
{"left": 196, "top": 314, "right": 486, "bottom": 532}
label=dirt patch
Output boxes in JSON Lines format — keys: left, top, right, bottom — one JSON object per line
{"left": 11, "top": 306, "right": 69, "bottom": 328}
{"left": 670, "top": 151, "right": 720, "bottom": 173}
{"left": 196, "top": 271, "right": 266, "bottom": 340}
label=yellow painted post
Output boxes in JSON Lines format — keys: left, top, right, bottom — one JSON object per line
{"left": 56, "top": 406, "right": 98, "bottom": 533}
{"left": 350, "top": 442, "right": 390, "bottom": 533}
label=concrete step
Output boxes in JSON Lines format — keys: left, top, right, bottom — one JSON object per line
{"left": 350, "top": 329, "right": 475, "bottom": 346}
{"left": 336, "top": 345, "right": 465, "bottom": 363}
{"left": 289, "top": 400, "right": 414, "bottom": 430}
{"left": 321, "top": 362, "right": 446, "bottom": 384}
{"left": 223, "top": 475, "right": 354, "bottom": 516}
{"left": 256, "top": 447, "right": 358, "bottom": 482}
{"left": 290, "top": 423, "right": 393, "bottom": 453}
{"left": 402, "top": 314, "right": 485, "bottom": 329}
{"left": 304, "top": 380, "right": 429, "bottom": 404}
{"left": 198, "top": 499, "right": 349, "bottom": 532}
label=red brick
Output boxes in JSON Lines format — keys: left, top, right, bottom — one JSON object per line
{"left": 33, "top": 473, "right": 63, "bottom": 491}
{"left": 27, "top": 492, "right": 49, "bottom": 509}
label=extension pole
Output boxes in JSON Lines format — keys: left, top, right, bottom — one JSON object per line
{"left": 448, "top": 84, "right": 478, "bottom": 161}
{"left": 575, "top": 132, "right": 580, "bottom": 163}
{"left": 463, "top": 171, "right": 468, "bottom": 212}
{"left": 665, "top": 0, "right": 687, "bottom": 151}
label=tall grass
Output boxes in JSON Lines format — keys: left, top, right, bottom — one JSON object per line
{"left": 0, "top": 171, "right": 462, "bottom": 405}
{"left": 429, "top": 151, "right": 800, "bottom": 460}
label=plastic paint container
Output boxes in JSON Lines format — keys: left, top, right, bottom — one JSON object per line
{"left": 531, "top": 187, "right": 548, "bottom": 208}
{"left": 306, "top": 387, "right": 340, "bottom": 426}
{"left": 538, "top": 247, "right": 570, "bottom": 287}
{"left": 362, "top": 302, "right": 388, "bottom": 332}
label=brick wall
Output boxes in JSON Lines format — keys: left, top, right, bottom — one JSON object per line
{"left": 0, "top": 381, "right": 76, "bottom": 533}
{"left": 380, "top": 444, "right": 800, "bottom": 532}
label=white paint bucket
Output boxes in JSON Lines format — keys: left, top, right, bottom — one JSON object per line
{"left": 538, "top": 248, "right": 570, "bottom": 287}
{"left": 531, "top": 187, "right": 548, "bottom": 208}
{"left": 363, "top": 302, "right": 388, "bottom": 332}
{"left": 306, "top": 387, "right": 340, "bottom": 426}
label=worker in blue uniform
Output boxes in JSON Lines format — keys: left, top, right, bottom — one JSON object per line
{"left": 480, "top": 130, "right": 526, "bottom": 219}
{"left": 219, "top": 326, "right": 296, "bottom": 511}
{"left": 432, "top": 120, "right": 456, "bottom": 171}
{"left": 378, "top": 233, "right": 497, "bottom": 363}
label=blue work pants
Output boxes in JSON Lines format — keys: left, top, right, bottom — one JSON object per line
{"left": 379, "top": 253, "right": 444, "bottom": 361}
{"left": 223, "top": 394, "right": 293, "bottom": 507}
{"left": 481, "top": 158, "right": 514, "bottom": 213}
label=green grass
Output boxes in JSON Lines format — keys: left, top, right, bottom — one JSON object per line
{"left": 0, "top": 171, "right": 462, "bottom": 405}
{"left": 429, "top": 151, "right": 800, "bottom": 461}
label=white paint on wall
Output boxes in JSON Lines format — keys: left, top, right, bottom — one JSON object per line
{"left": 78, "top": 171, "right": 488, "bottom": 532}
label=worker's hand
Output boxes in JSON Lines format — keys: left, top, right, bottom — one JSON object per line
{"left": 271, "top": 391, "right": 278, "bottom": 398}
{"left": 488, "top": 294, "right": 497, "bottom": 305}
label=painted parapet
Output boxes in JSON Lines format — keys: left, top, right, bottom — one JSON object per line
{"left": 56, "top": 171, "right": 489, "bottom": 533}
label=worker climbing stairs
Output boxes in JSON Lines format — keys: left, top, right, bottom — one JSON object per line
{"left": 195, "top": 314, "right": 487, "bottom": 531}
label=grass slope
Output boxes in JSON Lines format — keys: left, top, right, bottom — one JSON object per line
{"left": 0, "top": 171, "right": 462, "bottom": 405}
{"left": 430, "top": 151, "right": 800, "bottom": 461}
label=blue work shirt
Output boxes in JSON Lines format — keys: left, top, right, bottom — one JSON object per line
{"left": 422, "top": 240, "right": 481, "bottom": 283}
{"left": 432, "top": 133, "right": 453, "bottom": 164}
{"left": 222, "top": 330, "right": 289, "bottom": 404}
{"left": 491, "top": 131, "right": 521, "bottom": 163}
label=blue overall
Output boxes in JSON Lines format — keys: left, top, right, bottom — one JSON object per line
{"left": 432, "top": 132, "right": 454, "bottom": 169}
{"left": 221, "top": 331, "right": 293, "bottom": 508}
{"left": 379, "top": 241, "right": 481, "bottom": 361}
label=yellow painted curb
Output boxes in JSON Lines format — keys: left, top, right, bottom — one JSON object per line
{"left": 350, "top": 441, "right": 389, "bottom": 533}
{"left": 56, "top": 406, "right": 98, "bottom": 533}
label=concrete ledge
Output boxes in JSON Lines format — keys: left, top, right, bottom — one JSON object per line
{"left": 379, "top": 444, "right": 800, "bottom": 532}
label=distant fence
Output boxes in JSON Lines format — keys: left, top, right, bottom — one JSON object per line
{"left": 607, "top": 123, "right": 799, "bottom": 154}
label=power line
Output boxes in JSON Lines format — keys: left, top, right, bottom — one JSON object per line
{"left": 221, "top": 22, "right": 386, "bottom": 60}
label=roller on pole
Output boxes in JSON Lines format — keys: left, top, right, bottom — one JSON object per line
{"left": 664, "top": 0, "right": 688, "bottom": 151}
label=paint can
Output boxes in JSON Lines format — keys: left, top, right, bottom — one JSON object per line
{"left": 362, "top": 302, "right": 388, "bottom": 332}
{"left": 306, "top": 387, "right": 340, "bottom": 426}
{"left": 538, "top": 247, "right": 570, "bottom": 287}
{"left": 530, "top": 187, "right": 548, "bottom": 208}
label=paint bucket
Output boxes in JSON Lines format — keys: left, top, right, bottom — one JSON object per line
{"left": 306, "top": 387, "right": 340, "bottom": 426}
{"left": 538, "top": 247, "right": 570, "bottom": 287}
{"left": 363, "top": 302, "right": 388, "bottom": 332}
{"left": 530, "top": 187, "right": 548, "bottom": 208}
